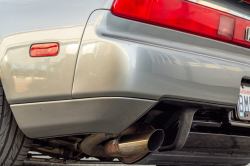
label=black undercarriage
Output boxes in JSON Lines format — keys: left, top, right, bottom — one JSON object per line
{"left": 25, "top": 98, "right": 250, "bottom": 166}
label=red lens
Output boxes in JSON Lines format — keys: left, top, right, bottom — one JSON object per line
{"left": 243, "top": 0, "right": 250, "bottom": 4}
{"left": 218, "top": 15, "right": 235, "bottom": 39}
{"left": 112, "top": 0, "right": 153, "bottom": 19}
{"left": 232, "top": 18, "right": 250, "bottom": 48}
{"left": 112, "top": 0, "right": 250, "bottom": 49}
{"left": 112, "top": 0, "right": 235, "bottom": 42}
{"left": 30, "top": 43, "right": 59, "bottom": 57}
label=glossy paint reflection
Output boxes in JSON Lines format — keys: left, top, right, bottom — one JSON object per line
{"left": 0, "top": 0, "right": 114, "bottom": 40}
{"left": 0, "top": 26, "right": 82, "bottom": 104}
{"left": 73, "top": 10, "right": 250, "bottom": 105}
{"left": 0, "top": 0, "right": 115, "bottom": 104}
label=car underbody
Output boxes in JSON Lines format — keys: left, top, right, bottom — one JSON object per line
{"left": 19, "top": 96, "right": 250, "bottom": 166}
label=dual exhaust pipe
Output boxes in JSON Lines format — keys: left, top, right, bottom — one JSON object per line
{"left": 104, "top": 129, "right": 164, "bottom": 157}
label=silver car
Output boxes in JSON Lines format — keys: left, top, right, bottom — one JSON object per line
{"left": 1, "top": 0, "right": 250, "bottom": 165}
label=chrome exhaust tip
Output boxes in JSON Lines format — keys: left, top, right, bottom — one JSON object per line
{"left": 105, "top": 129, "right": 164, "bottom": 157}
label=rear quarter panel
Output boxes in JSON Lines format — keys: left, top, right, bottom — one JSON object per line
{"left": 0, "top": 0, "right": 113, "bottom": 104}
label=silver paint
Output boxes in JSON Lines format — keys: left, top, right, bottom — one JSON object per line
{"left": 11, "top": 97, "right": 156, "bottom": 138}
{"left": 0, "top": 0, "right": 113, "bottom": 104}
{"left": 0, "top": 26, "right": 83, "bottom": 103}
{"left": 73, "top": 10, "right": 250, "bottom": 106}
{"left": 1, "top": 0, "right": 250, "bottom": 104}
{"left": 2, "top": 0, "right": 250, "bottom": 138}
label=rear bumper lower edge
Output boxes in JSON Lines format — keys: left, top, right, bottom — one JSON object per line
{"left": 11, "top": 97, "right": 156, "bottom": 138}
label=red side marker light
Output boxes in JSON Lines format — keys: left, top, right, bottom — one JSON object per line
{"left": 30, "top": 43, "right": 59, "bottom": 57}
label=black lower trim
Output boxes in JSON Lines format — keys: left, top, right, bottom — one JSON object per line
{"left": 161, "top": 97, "right": 236, "bottom": 109}
{"left": 137, "top": 151, "right": 250, "bottom": 165}
{"left": 138, "top": 132, "right": 250, "bottom": 165}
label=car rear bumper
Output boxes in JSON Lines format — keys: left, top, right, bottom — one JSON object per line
{"left": 72, "top": 10, "right": 250, "bottom": 106}
{"left": 11, "top": 10, "right": 250, "bottom": 138}
{"left": 11, "top": 97, "right": 156, "bottom": 138}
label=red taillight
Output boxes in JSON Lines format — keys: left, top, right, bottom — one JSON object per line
{"left": 243, "top": 0, "right": 250, "bottom": 4}
{"left": 30, "top": 43, "right": 59, "bottom": 57}
{"left": 113, "top": 0, "right": 153, "bottom": 19}
{"left": 112, "top": 0, "right": 250, "bottom": 49}
{"left": 232, "top": 18, "right": 250, "bottom": 48}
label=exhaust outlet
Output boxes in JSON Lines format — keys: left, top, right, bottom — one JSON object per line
{"left": 105, "top": 129, "right": 164, "bottom": 157}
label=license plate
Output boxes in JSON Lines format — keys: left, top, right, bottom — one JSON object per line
{"left": 237, "top": 85, "right": 250, "bottom": 120}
